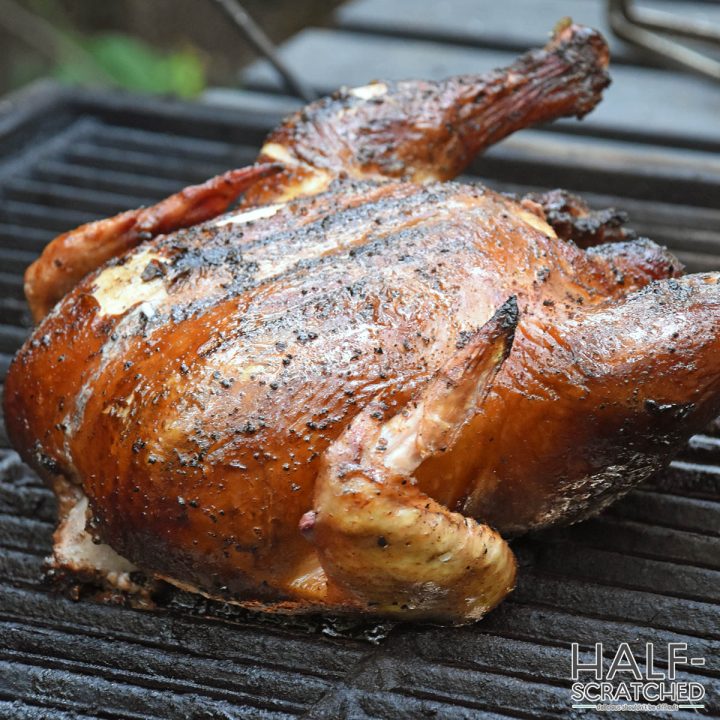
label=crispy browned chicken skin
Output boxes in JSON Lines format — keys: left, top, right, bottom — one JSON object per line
{"left": 7, "top": 23, "right": 720, "bottom": 623}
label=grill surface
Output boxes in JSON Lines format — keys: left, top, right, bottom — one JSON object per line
{"left": 0, "top": 84, "right": 718, "bottom": 719}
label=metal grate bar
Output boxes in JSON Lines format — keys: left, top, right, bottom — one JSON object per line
{"left": 0, "top": 248, "right": 39, "bottom": 275}
{"left": 653, "top": 461, "right": 720, "bottom": 499}
{"left": 518, "top": 543, "right": 720, "bottom": 603}
{"left": 0, "top": 590, "right": 362, "bottom": 680}
{"left": 1, "top": 200, "right": 103, "bottom": 233}
{"left": 32, "top": 160, "right": 183, "bottom": 200}
{"left": 607, "top": 490, "right": 720, "bottom": 535}
{"left": 0, "top": 225, "right": 56, "bottom": 253}
{"left": 89, "top": 123, "right": 256, "bottom": 162}
{"left": 0, "top": 324, "right": 28, "bottom": 353}
{"left": 482, "top": 604, "right": 718, "bottom": 678}
{"left": 61, "top": 144, "right": 246, "bottom": 185}
{"left": 0, "top": 659, "right": 302, "bottom": 719}
{"left": 1, "top": 624, "right": 330, "bottom": 714}
{"left": 3, "top": 178, "right": 153, "bottom": 216}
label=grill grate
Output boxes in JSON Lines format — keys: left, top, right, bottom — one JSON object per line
{"left": 0, "top": 87, "right": 718, "bottom": 719}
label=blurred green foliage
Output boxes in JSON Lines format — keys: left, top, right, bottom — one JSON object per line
{"left": 55, "top": 33, "right": 206, "bottom": 97}
{"left": 2, "top": 0, "right": 206, "bottom": 96}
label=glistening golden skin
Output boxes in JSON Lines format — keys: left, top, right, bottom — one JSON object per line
{"left": 7, "top": 23, "right": 720, "bottom": 623}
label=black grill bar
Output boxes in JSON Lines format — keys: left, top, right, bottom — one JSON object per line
{"left": 32, "top": 160, "right": 183, "bottom": 198}
{"left": 3, "top": 178, "right": 152, "bottom": 215}
{"left": 0, "top": 87, "right": 717, "bottom": 719}
{"left": 607, "top": 489, "right": 720, "bottom": 536}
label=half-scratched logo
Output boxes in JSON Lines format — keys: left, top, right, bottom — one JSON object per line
{"left": 570, "top": 642, "right": 706, "bottom": 713}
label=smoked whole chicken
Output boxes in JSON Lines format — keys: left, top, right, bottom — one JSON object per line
{"left": 6, "top": 22, "right": 720, "bottom": 623}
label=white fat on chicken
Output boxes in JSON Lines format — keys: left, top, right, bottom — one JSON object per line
{"left": 92, "top": 246, "right": 168, "bottom": 316}
{"left": 53, "top": 489, "right": 147, "bottom": 595}
{"left": 517, "top": 208, "right": 556, "bottom": 236}
{"left": 260, "top": 142, "right": 301, "bottom": 165}
{"left": 348, "top": 82, "right": 388, "bottom": 100}
{"left": 214, "top": 203, "right": 285, "bottom": 227}
{"left": 259, "top": 141, "right": 333, "bottom": 200}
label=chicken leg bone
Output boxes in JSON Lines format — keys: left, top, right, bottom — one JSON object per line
{"left": 248, "top": 20, "right": 610, "bottom": 203}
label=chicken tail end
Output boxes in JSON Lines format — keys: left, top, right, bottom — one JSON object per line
{"left": 304, "top": 300, "right": 519, "bottom": 623}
